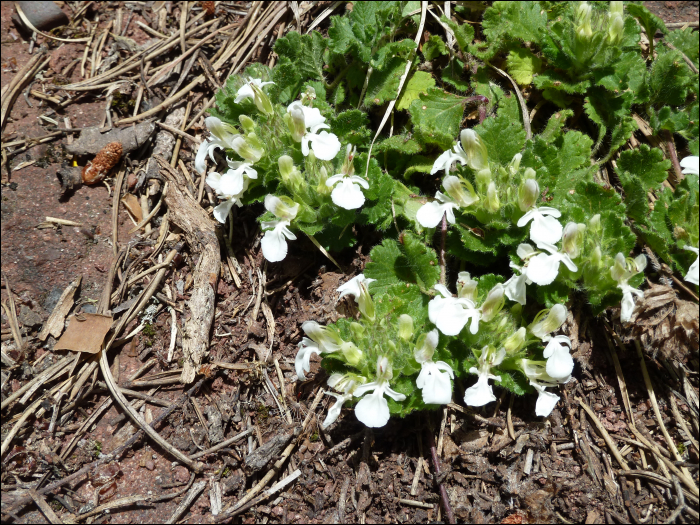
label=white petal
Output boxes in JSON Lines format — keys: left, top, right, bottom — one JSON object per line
{"left": 517, "top": 243, "right": 536, "bottom": 260}
{"left": 416, "top": 362, "right": 453, "bottom": 405}
{"left": 261, "top": 228, "right": 288, "bottom": 262}
{"left": 530, "top": 382, "right": 560, "bottom": 417}
{"left": 213, "top": 200, "right": 234, "bottom": 224}
{"left": 620, "top": 290, "right": 636, "bottom": 322}
{"left": 504, "top": 273, "right": 527, "bottom": 305}
{"left": 543, "top": 336, "right": 574, "bottom": 381}
{"left": 349, "top": 175, "right": 370, "bottom": 189}
{"left": 537, "top": 207, "right": 562, "bottom": 218}
{"left": 325, "top": 174, "right": 345, "bottom": 188}
{"left": 560, "top": 253, "right": 578, "bottom": 273}
{"left": 195, "top": 140, "right": 211, "bottom": 175}
{"left": 530, "top": 214, "right": 564, "bottom": 246}
{"left": 679, "top": 155, "right": 699, "bottom": 175}
{"left": 433, "top": 284, "right": 452, "bottom": 299}
{"left": 309, "top": 131, "right": 341, "bottom": 161}
{"left": 353, "top": 381, "right": 380, "bottom": 398}
{"left": 295, "top": 340, "right": 320, "bottom": 380}
{"left": 383, "top": 386, "right": 407, "bottom": 402}
{"left": 206, "top": 171, "right": 222, "bottom": 194}
{"left": 234, "top": 83, "right": 255, "bottom": 103}
{"left": 322, "top": 393, "right": 350, "bottom": 429}
{"left": 301, "top": 136, "right": 311, "bottom": 156}
{"left": 219, "top": 171, "right": 244, "bottom": 197}
{"left": 428, "top": 297, "right": 465, "bottom": 336}
{"left": 516, "top": 209, "right": 536, "bottom": 228}
{"left": 301, "top": 105, "right": 326, "bottom": 130}
{"left": 526, "top": 253, "right": 561, "bottom": 286}
{"left": 417, "top": 201, "right": 452, "bottom": 228}
{"left": 331, "top": 179, "right": 366, "bottom": 210}
{"left": 354, "top": 391, "right": 390, "bottom": 428}
{"left": 431, "top": 149, "right": 460, "bottom": 175}
{"left": 683, "top": 246, "right": 699, "bottom": 286}
{"left": 464, "top": 374, "right": 497, "bottom": 407}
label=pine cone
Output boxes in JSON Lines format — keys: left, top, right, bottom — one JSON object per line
{"left": 82, "top": 142, "right": 122, "bottom": 185}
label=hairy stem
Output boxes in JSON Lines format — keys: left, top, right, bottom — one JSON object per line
{"left": 440, "top": 213, "right": 447, "bottom": 285}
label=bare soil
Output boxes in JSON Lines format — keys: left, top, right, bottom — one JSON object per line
{"left": 1, "top": 2, "right": 698, "bottom": 524}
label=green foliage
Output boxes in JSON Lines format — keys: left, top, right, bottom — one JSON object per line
{"left": 506, "top": 48, "right": 543, "bottom": 85}
{"left": 408, "top": 88, "right": 467, "bottom": 149}
{"left": 365, "top": 234, "right": 440, "bottom": 294}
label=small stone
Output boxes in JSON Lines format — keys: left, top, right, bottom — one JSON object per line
{"left": 18, "top": 306, "right": 43, "bottom": 328}
{"left": 15, "top": 1, "right": 69, "bottom": 32}
{"left": 173, "top": 466, "right": 190, "bottom": 483}
{"left": 145, "top": 460, "right": 155, "bottom": 471}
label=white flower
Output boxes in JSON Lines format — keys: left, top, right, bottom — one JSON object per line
{"left": 287, "top": 101, "right": 341, "bottom": 161}
{"left": 353, "top": 357, "right": 406, "bottom": 428}
{"left": 206, "top": 166, "right": 256, "bottom": 223}
{"left": 234, "top": 77, "right": 275, "bottom": 114}
{"left": 504, "top": 264, "right": 530, "bottom": 305}
{"left": 520, "top": 359, "right": 562, "bottom": 417}
{"left": 542, "top": 335, "right": 574, "bottom": 382}
{"left": 301, "top": 320, "right": 342, "bottom": 353}
{"left": 326, "top": 174, "right": 370, "bottom": 209}
{"left": 295, "top": 337, "right": 321, "bottom": 381}
{"left": 464, "top": 346, "right": 505, "bottom": 407}
{"left": 414, "top": 330, "right": 454, "bottom": 405}
{"left": 517, "top": 206, "right": 564, "bottom": 246}
{"left": 195, "top": 117, "right": 242, "bottom": 174}
{"left": 428, "top": 284, "right": 481, "bottom": 336}
{"left": 529, "top": 304, "right": 567, "bottom": 342}
{"left": 417, "top": 176, "right": 479, "bottom": 228}
{"left": 518, "top": 176, "right": 539, "bottom": 211}
{"left": 260, "top": 195, "right": 299, "bottom": 263}
{"left": 530, "top": 381, "right": 561, "bottom": 417}
{"left": 610, "top": 253, "right": 646, "bottom": 322}
{"left": 431, "top": 129, "right": 489, "bottom": 176}
{"left": 679, "top": 155, "right": 699, "bottom": 176}
{"left": 480, "top": 283, "right": 505, "bottom": 323}
{"left": 322, "top": 373, "right": 361, "bottom": 428}
{"left": 338, "top": 274, "right": 376, "bottom": 319}
{"left": 524, "top": 242, "right": 578, "bottom": 286}
{"left": 683, "top": 245, "right": 699, "bottom": 286}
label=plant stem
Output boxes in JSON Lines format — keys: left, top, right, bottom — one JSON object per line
{"left": 663, "top": 130, "right": 684, "bottom": 185}
{"left": 325, "top": 61, "right": 353, "bottom": 92}
{"left": 440, "top": 213, "right": 447, "bottom": 285}
{"left": 426, "top": 429, "right": 456, "bottom": 524}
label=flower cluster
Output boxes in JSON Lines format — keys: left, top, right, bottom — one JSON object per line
{"left": 198, "top": 77, "right": 372, "bottom": 264}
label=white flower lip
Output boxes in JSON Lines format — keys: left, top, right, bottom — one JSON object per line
{"left": 326, "top": 174, "right": 370, "bottom": 210}
{"left": 416, "top": 361, "right": 454, "bottom": 405}
{"left": 428, "top": 291, "right": 481, "bottom": 336}
{"left": 234, "top": 77, "right": 274, "bottom": 104}
{"left": 295, "top": 337, "right": 321, "bottom": 381}
{"left": 683, "top": 245, "right": 699, "bottom": 286}
{"left": 542, "top": 335, "right": 574, "bottom": 382}
{"left": 260, "top": 195, "right": 300, "bottom": 262}
{"left": 679, "top": 155, "right": 699, "bottom": 176}
{"left": 287, "top": 100, "right": 342, "bottom": 160}
{"left": 353, "top": 380, "right": 406, "bottom": 428}
{"left": 195, "top": 116, "right": 242, "bottom": 175}
{"left": 530, "top": 381, "right": 560, "bottom": 417}
{"left": 524, "top": 242, "right": 578, "bottom": 286}
{"left": 416, "top": 191, "right": 459, "bottom": 228}
{"left": 517, "top": 206, "right": 564, "bottom": 247}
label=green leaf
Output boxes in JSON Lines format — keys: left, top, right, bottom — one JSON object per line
{"left": 365, "top": 57, "right": 406, "bottom": 105}
{"left": 626, "top": 4, "right": 667, "bottom": 41}
{"left": 594, "top": 51, "right": 648, "bottom": 101}
{"left": 330, "top": 110, "right": 371, "bottom": 145}
{"left": 409, "top": 88, "right": 466, "bottom": 149}
{"left": 481, "top": 2, "right": 547, "bottom": 46}
{"left": 441, "top": 57, "right": 469, "bottom": 92}
{"left": 422, "top": 34, "right": 448, "bottom": 61}
{"left": 538, "top": 110, "right": 574, "bottom": 143}
{"left": 474, "top": 96, "right": 526, "bottom": 166}
{"left": 666, "top": 28, "right": 699, "bottom": 68}
{"left": 365, "top": 234, "right": 440, "bottom": 294}
{"left": 506, "top": 47, "right": 543, "bottom": 85}
{"left": 649, "top": 47, "right": 694, "bottom": 107}
{"left": 615, "top": 144, "right": 671, "bottom": 192}
{"left": 273, "top": 31, "right": 327, "bottom": 83}
{"left": 374, "top": 134, "right": 423, "bottom": 155}
{"left": 649, "top": 106, "right": 691, "bottom": 134}
{"left": 441, "top": 17, "right": 475, "bottom": 54}
{"left": 618, "top": 174, "right": 650, "bottom": 226}
{"left": 534, "top": 70, "right": 590, "bottom": 94}
{"left": 397, "top": 71, "right": 436, "bottom": 111}
{"left": 374, "top": 39, "right": 417, "bottom": 70}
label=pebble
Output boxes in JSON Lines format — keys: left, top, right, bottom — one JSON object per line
{"left": 174, "top": 466, "right": 190, "bottom": 483}
{"left": 145, "top": 460, "right": 155, "bottom": 471}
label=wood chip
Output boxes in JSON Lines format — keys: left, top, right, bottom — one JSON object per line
{"left": 38, "top": 276, "right": 81, "bottom": 341}
{"left": 121, "top": 193, "right": 143, "bottom": 222}
{"left": 54, "top": 313, "right": 113, "bottom": 354}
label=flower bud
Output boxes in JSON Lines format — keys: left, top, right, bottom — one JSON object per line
{"left": 278, "top": 155, "right": 304, "bottom": 192}
{"left": 518, "top": 178, "right": 540, "bottom": 211}
{"left": 250, "top": 82, "right": 274, "bottom": 115}
{"left": 289, "top": 105, "right": 306, "bottom": 142}
{"left": 340, "top": 342, "right": 363, "bottom": 366}
{"left": 414, "top": 330, "right": 439, "bottom": 364}
{"left": 589, "top": 213, "right": 601, "bottom": 234}
{"left": 591, "top": 245, "right": 602, "bottom": 267}
{"left": 457, "top": 272, "right": 478, "bottom": 302}
{"left": 481, "top": 284, "right": 505, "bottom": 322}
{"left": 460, "top": 129, "right": 489, "bottom": 171}
{"left": 349, "top": 322, "right": 365, "bottom": 339}
{"left": 509, "top": 153, "right": 522, "bottom": 175}
{"left": 608, "top": 12, "right": 624, "bottom": 43}
{"left": 265, "top": 194, "right": 299, "bottom": 220}
{"left": 504, "top": 327, "right": 527, "bottom": 354}
{"left": 301, "top": 85, "right": 317, "bottom": 105}
{"left": 398, "top": 314, "right": 414, "bottom": 341}
{"left": 239, "top": 115, "right": 256, "bottom": 135}
{"left": 610, "top": 1, "right": 623, "bottom": 17}
{"left": 316, "top": 165, "right": 331, "bottom": 195}
{"left": 475, "top": 168, "right": 492, "bottom": 189}
{"left": 444, "top": 176, "right": 479, "bottom": 208}
{"left": 529, "top": 304, "right": 567, "bottom": 341}
{"left": 486, "top": 182, "right": 500, "bottom": 212}
{"left": 377, "top": 356, "right": 393, "bottom": 381}
{"left": 575, "top": 2, "right": 593, "bottom": 37}
{"left": 231, "top": 134, "right": 264, "bottom": 163}
{"left": 562, "top": 222, "right": 586, "bottom": 259}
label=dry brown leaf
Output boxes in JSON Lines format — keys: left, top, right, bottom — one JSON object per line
{"left": 121, "top": 193, "right": 143, "bottom": 222}
{"left": 54, "top": 313, "right": 113, "bottom": 354}
{"left": 38, "top": 275, "right": 81, "bottom": 341}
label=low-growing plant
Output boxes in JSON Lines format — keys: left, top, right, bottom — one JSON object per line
{"left": 197, "top": 1, "right": 698, "bottom": 428}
